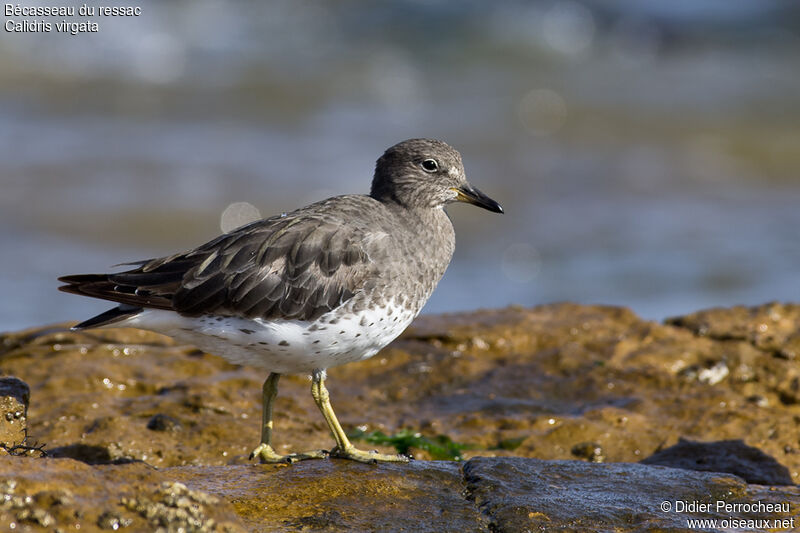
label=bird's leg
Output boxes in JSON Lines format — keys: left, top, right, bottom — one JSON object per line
{"left": 311, "top": 369, "right": 410, "bottom": 463}
{"left": 249, "top": 372, "right": 327, "bottom": 463}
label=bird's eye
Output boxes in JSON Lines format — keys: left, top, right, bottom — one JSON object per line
{"left": 421, "top": 159, "right": 439, "bottom": 173}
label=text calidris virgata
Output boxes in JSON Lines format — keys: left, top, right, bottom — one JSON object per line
{"left": 59, "top": 138, "right": 503, "bottom": 463}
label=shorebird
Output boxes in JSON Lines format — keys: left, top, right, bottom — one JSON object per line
{"left": 59, "top": 138, "right": 503, "bottom": 463}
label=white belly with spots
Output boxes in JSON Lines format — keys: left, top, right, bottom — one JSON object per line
{"left": 120, "top": 303, "right": 416, "bottom": 374}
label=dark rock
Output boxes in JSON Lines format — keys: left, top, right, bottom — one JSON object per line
{"left": 571, "top": 441, "right": 606, "bottom": 463}
{"left": 147, "top": 413, "right": 183, "bottom": 432}
{"left": 462, "top": 456, "right": 796, "bottom": 532}
{"left": 642, "top": 438, "right": 794, "bottom": 486}
{"left": 49, "top": 444, "right": 116, "bottom": 464}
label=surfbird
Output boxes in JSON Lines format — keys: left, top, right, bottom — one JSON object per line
{"left": 59, "top": 138, "right": 503, "bottom": 463}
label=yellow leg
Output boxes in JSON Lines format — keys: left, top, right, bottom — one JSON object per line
{"left": 249, "top": 372, "right": 327, "bottom": 463}
{"left": 311, "top": 370, "right": 410, "bottom": 464}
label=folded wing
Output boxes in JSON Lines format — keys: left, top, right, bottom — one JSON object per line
{"left": 59, "top": 212, "right": 386, "bottom": 323}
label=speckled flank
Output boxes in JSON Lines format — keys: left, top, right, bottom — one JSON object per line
{"left": 125, "top": 301, "right": 417, "bottom": 374}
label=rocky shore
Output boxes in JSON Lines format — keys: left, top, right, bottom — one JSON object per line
{"left": 1, "top": 303, "right": 799, "bottom": 531}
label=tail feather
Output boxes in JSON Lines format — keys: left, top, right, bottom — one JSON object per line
{"left": 60, "top": 250, "right": 197, "bottom": 329}
{"left": 71, "top": 305, "right": 142, "bottom": 330}
{"left": 58, "top": 273, "right": 108, "bottom": 286}
{"left": 58, "top": 272, "right": 176, "bottom": 310}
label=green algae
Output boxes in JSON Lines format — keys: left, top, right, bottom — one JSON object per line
{"left": 347, "top": 428, "right": 473, "bottom": 461}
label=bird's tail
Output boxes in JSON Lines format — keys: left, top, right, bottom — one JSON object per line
{"left": 70, "top": 304, "right": 142, "bottom": 330}
{"left": 59, "top": 274, "right": 144, "bottom": 329}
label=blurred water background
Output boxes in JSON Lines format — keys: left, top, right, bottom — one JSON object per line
{"left": 1, "top": 0, "right": 799, "bottom": 332}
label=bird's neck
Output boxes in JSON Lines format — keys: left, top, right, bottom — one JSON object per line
{"left": 397, "top": 204, "right": 456, "bottom": 264}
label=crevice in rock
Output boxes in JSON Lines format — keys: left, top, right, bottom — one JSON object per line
{"left": 458, "top": 459, "right": 496, "bottom": 533}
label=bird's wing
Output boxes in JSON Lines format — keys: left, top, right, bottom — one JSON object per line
{"left": 59, "top": 211, "right": 389, "bottom": 322}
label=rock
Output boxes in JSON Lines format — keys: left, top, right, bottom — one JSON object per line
{"left": 48, "top": 443, "right": 124, "bottom": 464}
{"left": 147, "top": 413, "right": 184, "bottom": 432}
{"left": 2, "top": 455, "right": 795, "bottom": 531}
{"left": 1, "top": 303, "right": 800, "bottom": 529}
{"left": 666, "top": 301, "right": 800, "bottom": 357}
{"left": 0, "top": 456, "right": 247, "bottom": 532}
{"left": 462, "top": 457, "right": 797, "bottom": 532}
{"left": 0, "top": 376, "right": 30, "bottom": 453}
{"left": 571, "top": 441, "right": 606, "bottom": 463}
{"left": 120, "top": 481, "right": 236, "bottom": 532}
{"left": 170, "top": 460, "right": 489, "bottom": 532}
{"left": 641, "top": 438, "right": 794, "bottom": 485}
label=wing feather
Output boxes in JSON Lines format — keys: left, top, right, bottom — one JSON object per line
{"left": 59, "top": 200, "right": 388, "bottom": 322}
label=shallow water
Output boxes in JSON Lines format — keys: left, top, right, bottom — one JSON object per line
{"left": 1, "top": 1, "right": 799, "bottom": 331}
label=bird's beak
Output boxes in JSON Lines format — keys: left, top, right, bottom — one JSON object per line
{"left": 453, "top": 185, "right": 504, "bottom": 214}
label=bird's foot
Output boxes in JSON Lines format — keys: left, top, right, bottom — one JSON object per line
{"left": 249, "top": 443, "right": 328, "bottom": 464}
{"left": 329, "top": 445, "right": 411, "bottom": 464}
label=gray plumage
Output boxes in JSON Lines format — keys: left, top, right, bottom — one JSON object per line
{"left": 58, "top": 138, "right": 503, "bottom": 464}
{"left": 59, "top": 138, "right": 503, "bottom": 330}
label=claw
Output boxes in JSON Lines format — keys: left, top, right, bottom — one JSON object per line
{"left": 250, "top": 443, "right": 328, "bottom": 464}
{"left": 328, "top": 445, "right": 410, "bottom": 464}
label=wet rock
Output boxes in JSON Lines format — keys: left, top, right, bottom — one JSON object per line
{"left": 121, "top": 481, "right": 230, "bottom": 532}
{"left": 171, "top": 458, "right": 799, "bottom": 532}
{"left": 642, "top": 438, "right": 794, "bottom": 486}
{"left": 170, "top": 461, "right": 489, "bottom": 532}
{"left": 12, "top": 455, "right": 785, "bottom": 532}
{"left": 2, "top": 303, "right": 800, "bottom": 529}
{"left": 0, "top": 376, "right": 30, "bottom": 453}
{"left": 462, "top": 457, "right": 797, "bottom": 532}
{"left": 4, "top": 306, "right": 800, "bottom": 480}
{"left": 0, "top": 456, "right": 247, "bottom": 532}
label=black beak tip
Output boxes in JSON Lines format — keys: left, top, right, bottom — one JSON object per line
{"left": 482, "top": 196, "right": 505, "bottom": 215}
{"left": 459, "top": 185, "right": 504, "bottom": 214}
{"left": 477, "top": 193, "right": 504, "bottom": 214}
{"left": 482, "top": 200, "right": 503, "bottom": 214}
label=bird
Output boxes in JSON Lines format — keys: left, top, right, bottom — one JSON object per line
{"left": 58, "top": 138, "right": 503, "bottom": 464}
